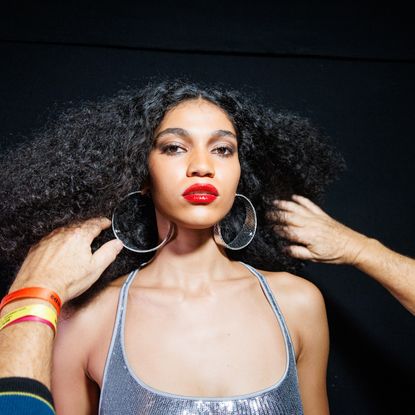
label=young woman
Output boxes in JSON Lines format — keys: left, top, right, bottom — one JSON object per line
{"left": 0, "top": 80, "right": 343, "bottom": 414}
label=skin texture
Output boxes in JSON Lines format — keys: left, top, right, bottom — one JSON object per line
{"left": 148, "top": 99, "right": 240, "bottom": 231}
{"left": 52, "top": 99, "right": 330, "bottom": 414}
{"left": 274, "top": 194, "right": 415, "bottom": 315}
{"left": 0, "top": 218, "right": 123, "bottom": 388}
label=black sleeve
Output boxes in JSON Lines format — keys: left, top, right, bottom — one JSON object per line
{"left": 0, "top": 377, "right": 55, "bottom": 412}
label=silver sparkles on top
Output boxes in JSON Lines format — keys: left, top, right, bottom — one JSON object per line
{"left": 99, "top": 263, "right": 303, "bottom": 414}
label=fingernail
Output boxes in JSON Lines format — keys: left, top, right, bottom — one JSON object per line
{"left": 115, "top": 240, "right": 124, "bottom": 251}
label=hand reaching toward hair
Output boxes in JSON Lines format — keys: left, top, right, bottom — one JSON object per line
{"left": 272, "top": 195, "right": 415, "bottom": 315}
{"left": 272, "top": 195, "right": 369, "bottom": 265}
{"left": 10, "top": 217, "right": 124, "bottom": 304}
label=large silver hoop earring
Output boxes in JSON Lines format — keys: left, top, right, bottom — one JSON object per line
{"left": 112, "top": 191, "right": 174, "bottom": 253}
{"left": 213, "top": 193, "right": 257, "bottom": 250}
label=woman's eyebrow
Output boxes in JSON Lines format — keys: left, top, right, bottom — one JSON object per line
{"left": 154, "top": 127, "right": 237, "bottom": 141}
{"left": 214, "top": 129, "right": 237, "bottom": 139}
{"left": 154, "top": 127, "right": 190, "bottom": 140}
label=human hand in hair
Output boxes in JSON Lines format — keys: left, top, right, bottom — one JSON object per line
{"left": 273, "top": 195, "right": 415, "bottom": 315}
{"left": 9, "top": 218, "right": 124, "bottom": 304}
{"left": 273, "top": 195, "right": 369, "bottom": 265}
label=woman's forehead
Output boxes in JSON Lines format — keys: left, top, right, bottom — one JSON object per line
{"left": 158, "top": 98, "right": 235, "bottom": 131}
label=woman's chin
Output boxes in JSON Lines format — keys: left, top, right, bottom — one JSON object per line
{"left": 171, "top": 216, "right": 221, "bottom": 231}
{"left": 176, "top": 221, "right": 217, "bottom": 231}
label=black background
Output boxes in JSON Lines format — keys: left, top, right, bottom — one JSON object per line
{"left": 1, "top": 2, "right": 414, "bottom": 413}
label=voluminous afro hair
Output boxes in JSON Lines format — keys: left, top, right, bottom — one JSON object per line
{"left": 0, "top": 79, "right": 345, "bottom": 309}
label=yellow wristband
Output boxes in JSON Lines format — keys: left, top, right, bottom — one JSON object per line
{"left": 0, "top": 304, "right": 57, "bottom": 332}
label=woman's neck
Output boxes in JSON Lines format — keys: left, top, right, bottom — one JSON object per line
{"left": 141, "top": 225, "right": 238, "bottom": 292}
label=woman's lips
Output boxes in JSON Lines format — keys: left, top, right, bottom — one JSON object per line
{"left": 183, "top": 193, "right": 217, "bottom": 203}
{"left": 182, "top": 183, "right": 219, "bottom": 204}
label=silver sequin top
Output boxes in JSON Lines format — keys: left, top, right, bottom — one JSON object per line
{"left": 99, "top": 262, "right": 304, "bottom": 414}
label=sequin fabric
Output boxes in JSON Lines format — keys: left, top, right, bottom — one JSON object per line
{"left": 99, "top": 262, "right": 304, "bottom": 414}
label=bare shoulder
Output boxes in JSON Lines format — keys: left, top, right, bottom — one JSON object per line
{"left": 55, "top": 273, "right": 129, "bottom": 361}
{"left": 257, "top": 270, "right": 328, "bottom": 352}
{"left": 60, "top": 273, "right": 128, "bottom": 327}
{"left": 260, "top": 270, "right": 325, "bottom": 310}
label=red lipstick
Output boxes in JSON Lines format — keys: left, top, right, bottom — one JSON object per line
{"left": 182, "top": 183, "right": 219, "bottom": 204}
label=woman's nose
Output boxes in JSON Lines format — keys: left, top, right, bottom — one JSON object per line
{"left": 186, "top": 151, "right": 215, "bottom": 178}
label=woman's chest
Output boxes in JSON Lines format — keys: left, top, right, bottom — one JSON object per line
{"left": 89, "top": 287, "right": 294, "bottom": 398}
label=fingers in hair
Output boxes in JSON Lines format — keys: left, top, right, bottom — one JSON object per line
{"left": 284, "top": 245, "right": 314, "bottom": 260}
{"left": 291, "top": 195, "right": 324, "bottom": 215}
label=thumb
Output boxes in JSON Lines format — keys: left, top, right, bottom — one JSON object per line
{"left": 91, "top": 239, "right": 124, "bottom": 276}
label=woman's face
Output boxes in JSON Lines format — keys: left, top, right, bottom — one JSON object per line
{"left": 148, "top": 98, "right": 240, "bottom": 229}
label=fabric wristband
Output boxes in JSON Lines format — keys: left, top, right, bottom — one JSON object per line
{"left": 0, "top": 287, "right": 62, "bottom": 315}
{"left": 0, "top": 304, "right": 57, "bottom": 334}
{"left": 2, "top": 315, "right": 57, "bottom": 336}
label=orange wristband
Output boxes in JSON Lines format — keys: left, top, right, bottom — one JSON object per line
{"left": 0, "top": 287, "right": 62, "bottom": 315}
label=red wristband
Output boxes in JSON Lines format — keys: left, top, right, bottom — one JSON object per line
{"left": 3, "top": 315, "right": 57, "bottom": 336}
{"left": 0, "top": 287, "right": 62, "bottom": 315}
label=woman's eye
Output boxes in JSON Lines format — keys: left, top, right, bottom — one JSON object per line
{"left": 160, "top": 144, "right": 186, "bottom": 155}
{"left": 213, "top": 146, "right": 234, "bottom": 157}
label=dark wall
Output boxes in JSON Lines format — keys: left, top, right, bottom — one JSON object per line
{"left": 1, "top": 2, "right": 414, "bottom": 414}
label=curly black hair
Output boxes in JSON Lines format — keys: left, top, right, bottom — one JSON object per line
{"left": 0, "top": 78, "right": 345, "bottom": 309}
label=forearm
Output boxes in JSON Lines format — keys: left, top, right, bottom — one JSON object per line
{"left": 0, "top": 313, "right": 54, "bottom": 388}
{"left": 0, "top": 311, "right": 55, "bottom": 413}
{"left": 353, "top": 238, "right": 415, "bottom": 315}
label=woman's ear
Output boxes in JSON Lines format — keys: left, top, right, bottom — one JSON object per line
{"left": 140, "top": 177, "right": 151, "bottom": 195}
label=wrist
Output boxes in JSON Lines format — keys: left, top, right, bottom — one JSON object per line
{"left": 0, "top": 298, "right": 55, "bottom": 318}
{"left": 348, "top": 236, "right": 379, "bottom": 267}
{"left": 9, "top": 276, "right": 67, "bottom": 305}
{"left": 342, "top": 229, "right": 372, "bottom": 266}
{"left": 1, "top": 285, "right": 63, "bottom": 318}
